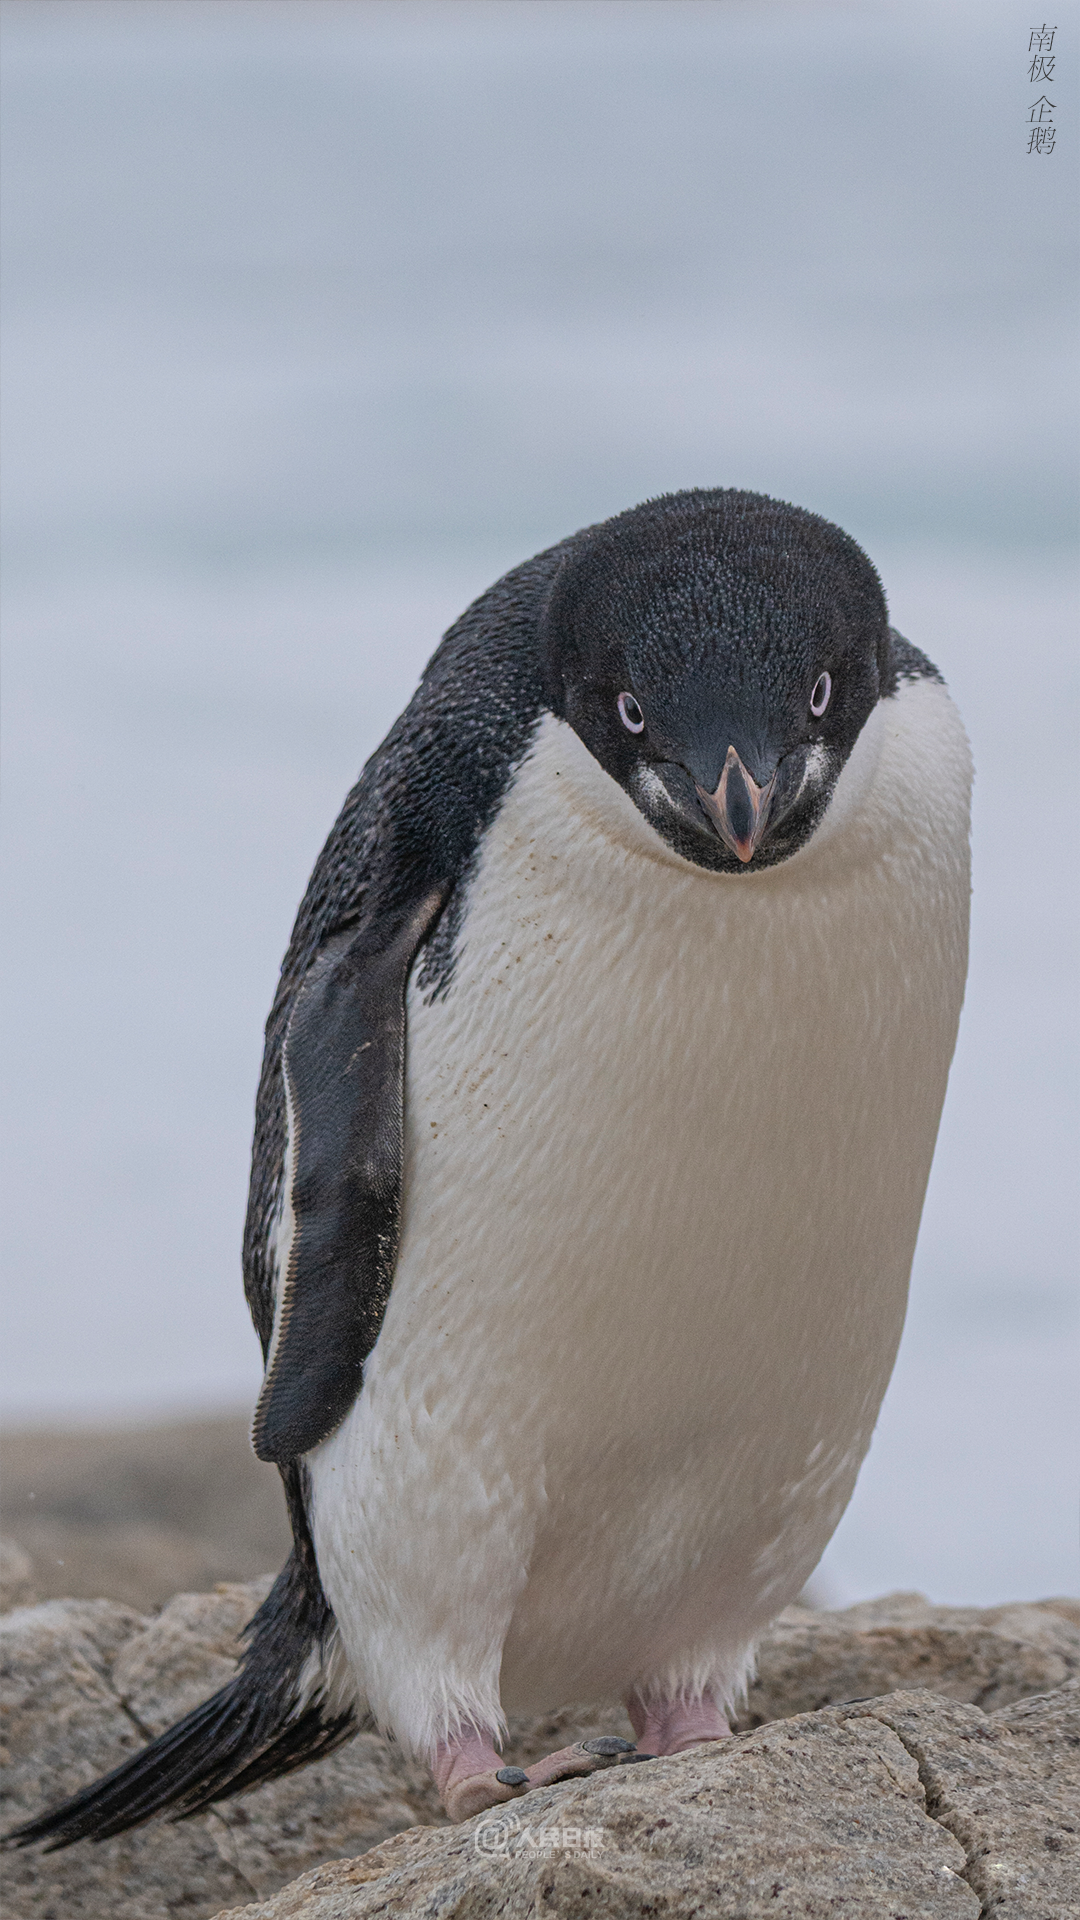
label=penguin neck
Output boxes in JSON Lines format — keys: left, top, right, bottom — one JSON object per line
{"left": 514, "top": 701, "right": 891, "bottom": 890}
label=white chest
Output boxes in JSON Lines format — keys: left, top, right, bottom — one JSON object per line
{"left": 308, "top": 684, "right": 971, "bottom": 1746}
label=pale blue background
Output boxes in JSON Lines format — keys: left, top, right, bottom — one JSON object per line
{"left": 2, "top": 0, "right": 1077, "bottom": 1606}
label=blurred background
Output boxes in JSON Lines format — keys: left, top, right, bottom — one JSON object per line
{"left": 1, "top": 0, "right": 1076, "bottom": 1611}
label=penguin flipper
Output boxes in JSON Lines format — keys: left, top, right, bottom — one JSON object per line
{"left": 252, "top": 886, "right": 447, "bottom": 1465}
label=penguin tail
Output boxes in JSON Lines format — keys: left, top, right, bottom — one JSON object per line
{"left": 2, "top": 1548, "right": 361, "bottom": 1851}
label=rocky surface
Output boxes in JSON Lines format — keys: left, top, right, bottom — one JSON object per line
{"left": 0, "top": 1582, "right": 443, "bottom": 1920}
{"left": 0, "top": 1538, "right": 35, "bottom": 1615}
{"left": 738, "top": 1587, "right": 1080, "bottom": 1724}
{"left": 0, "top": 1419, "right": 292, "bottom": 1611}
{"left": 2, "top": 1574, "right": 1077, "bottom": 1919}
{"left": 215, "top": 1682, "right": 1080, "bottom": 1919}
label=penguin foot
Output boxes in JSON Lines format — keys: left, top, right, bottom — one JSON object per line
{"left": 433, "top": 1727, "right": 519, "bottom": 1822}
{"left": 433, "top": 1727, "right": 639, "bottom": 1822}
{"left": 625, "top": 1687, "right": 731, "bottom": 1756}
{"left": 442, "top": 1769, "right": 522, "bottom": 1823}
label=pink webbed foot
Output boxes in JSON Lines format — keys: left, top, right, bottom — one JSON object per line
{"left": 433, "top": 1724, "right": 639, "bottom": 1823}
{"left": 626, "top": 1686, "right": 732, "bottom": 1757}
{"left": 432, "top": 1726, "right": 518, "bottom": 1823}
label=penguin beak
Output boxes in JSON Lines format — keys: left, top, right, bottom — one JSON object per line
{"left": 695, "top": 747, "right": 777, "bottom": 864}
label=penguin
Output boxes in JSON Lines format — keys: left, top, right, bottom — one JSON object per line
{"left": 6, "top": 488, "right": 971, "bottom": 1841}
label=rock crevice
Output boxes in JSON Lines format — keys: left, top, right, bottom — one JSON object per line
{"left": 859, "top": 1684, "right": 1080, "bottom": 1920}
{"left": 2, "top": 1568, "right": 1077, "bottom": 1920}
{"left": 882, "top": 1710, "right": 983, "bottom": 1904}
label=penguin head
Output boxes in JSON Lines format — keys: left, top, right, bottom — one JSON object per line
{"left": 541, "top": 489, "right": 891, "bottom": 874}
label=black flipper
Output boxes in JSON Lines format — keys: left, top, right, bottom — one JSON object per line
{"left": 253, "top": 887, "right": 447, "bottom": 1464}
{"left": 2, "top": 1475, "right": 357, "bottom": 1851}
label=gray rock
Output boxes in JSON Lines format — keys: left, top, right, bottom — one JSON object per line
{"left": 1, "top": 1595, "right": 252, "bottom": 1919}
{"left": 743, "top": 1590, "right": 1080, "bottom": 1722}
{"left": 873, "top": 1682, "right": 1080, "bottom": 1918}
{"left": 0, "top": 1539, "right": 35, "bottom": 1614}
{"left": 213, "top": 1684, "right": 1080, "bottom": 1919}
{"left": 0, "top": 1419, "right": 292, "bottom": 1612}
{"left": 114, "top": 1579, "right": 278, "bottom": 1733}
{"left": 2, "top": 1581, "right": 1077, "bottom": 1920}
{"left": 0, "top": 1588, "right": 441, "bottom": 1920}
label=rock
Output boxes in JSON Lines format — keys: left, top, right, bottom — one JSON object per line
{"left": 2, "top": 1582, "right": 1077, "bottom": 1920}
{"left": 873, "top": 1683, "right": 1080, "bottom": 1918}
{"left": 114, "top": 1579, "right": 278, "bottom": 1732}
{"left": 0, "top": 1418, "right": 292, "bottom": 1611}
{"left": 743, "top": 1590, "right": 1080, "bottom": 1722}
{"left": 214, "top": 1684, "right": 1080, "bottom": 1920}
{"left": 0, "top": 1595, "right": 249, "bottom": 1920}
{"left": 0, "top": 1539, "right": 35, "bottom": 1614}
{"left": 1039, "top": 1597, "right": 1080, "bottom": 1628}
{"left": 0, "top": 1589, "right": 442, "bottom": 1920}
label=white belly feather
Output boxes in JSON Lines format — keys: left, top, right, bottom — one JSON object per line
{"left": 307, "top": 681, "right": 971, "bottom": 1757}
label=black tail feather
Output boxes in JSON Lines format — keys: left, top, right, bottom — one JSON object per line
{"left": 3, "top": 1532, "right": 358, "bottom": 1852}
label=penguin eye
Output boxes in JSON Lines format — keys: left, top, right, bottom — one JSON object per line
{"left": 810, "top": 672, "right": 832, "bottom": 718}
{"left": 617, "top": 692, "right": 645, "bottom": 734}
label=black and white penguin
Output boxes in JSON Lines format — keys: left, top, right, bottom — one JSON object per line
{"left": 8, "top": 488, "right": 971, "bottom": 1839}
